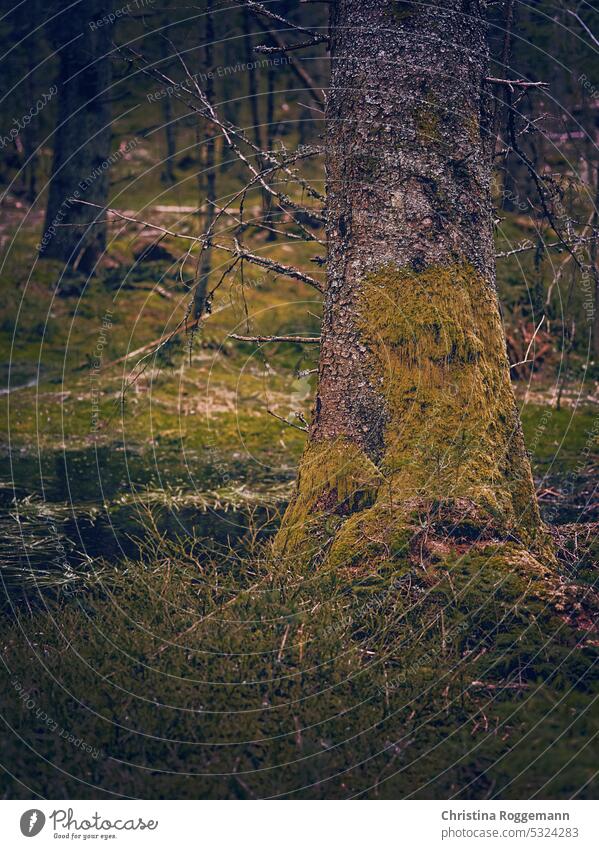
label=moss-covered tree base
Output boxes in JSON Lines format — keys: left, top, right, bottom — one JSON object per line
{"left": 275, "top": 263, "right": 547, "bottom": 575}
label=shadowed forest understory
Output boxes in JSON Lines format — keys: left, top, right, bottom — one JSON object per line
{"left": 0, "top": 0, "right": 598, "bottom": 800}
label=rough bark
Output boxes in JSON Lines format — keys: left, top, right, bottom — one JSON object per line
{"left": 40, "top": 1, "right": 112, "bottom": 274}
{"left": 275, "top": 0, "right": 545, "bottom": 570}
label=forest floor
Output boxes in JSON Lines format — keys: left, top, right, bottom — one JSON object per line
{"left": 0, "top": 183, "right": 598, "bottom": 799}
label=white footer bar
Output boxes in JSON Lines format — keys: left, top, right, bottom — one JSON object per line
{"left": 0, "top": 799, "right": 596, "bottom": 848}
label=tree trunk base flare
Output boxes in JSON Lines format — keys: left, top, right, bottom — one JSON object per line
{"left": 273, "top": 2, "right": 554, "bottom": 581}
{"left": 274, "top": 263, "right": 552, "bottom": 574}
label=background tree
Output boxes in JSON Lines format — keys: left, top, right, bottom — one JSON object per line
{"left": 39, "top": 0, "right": 113, "bottom": 273}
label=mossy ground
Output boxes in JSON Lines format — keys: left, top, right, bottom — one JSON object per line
{"left": 1, "top": 146, "right": 598, "bottom": 798}
{"left": 0, "top": 520, "right": 596, "bottom": 799}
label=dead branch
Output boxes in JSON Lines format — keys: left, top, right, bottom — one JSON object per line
{"left": 509, "top": 316, "right": 545, "bottom": 369}
{"left": 242, "top": 0, "right": 328, "bottom": 48}
{"left": 496, "top": 233, "right": 599, "bottom": 259}
{"left": 134, "top": 47, "right": 326, "bottom": 210}
{"left": 487, "top": 76, "right": 549, "bottom": 90}
{"left": 259, "top": 27, "right": 325, "bottom": 107}
{"left": 230, "top": 333, "right": 321, "bottom": 344}
{"left": 72, "top": 200, "right": 324, "bottom": 292}
{"left": 267, "top": 408, "right": 309, "bottom": 432}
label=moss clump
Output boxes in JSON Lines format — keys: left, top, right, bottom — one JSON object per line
{"left": 414, "top": 102, "right": 442, "bottom": 145}
{"left": 273, "top": 437, "right": 383, "bottom": 566}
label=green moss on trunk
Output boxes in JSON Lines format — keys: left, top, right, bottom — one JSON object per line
{"left": 275, "top": 263, "right": 546, "bottom": 572}
{"left": 273, "top": 438, "right": 382, "bottom": 564}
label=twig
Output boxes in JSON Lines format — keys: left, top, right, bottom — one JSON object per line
{"left": 509, "top": 315, "right": 545, "bottom": 369}
{"left": 256, "top": 26, "right": 324, "bottom": 107}
{"left": 242, "top": 0, "right": 328, "bottom": 46}
{"left": 486, "top": 77, "right": 549, "bottom": 90}
{"left": 496, "top": 232, "right": 599, "bottom": 259}
{"left": 267, "top": 408, "right": 308, "bottom": 432}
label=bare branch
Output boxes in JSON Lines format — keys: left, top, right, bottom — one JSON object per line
{"left": 496, "top": 233, "right": 599, "bottom": 259}
{"left": 267, "top": 408, "right": 309, "bottom": 432}
{"left": 509, "top": 316, "right": 545, "bottom": 369}
{"left": 254, "top": 38, "right": 326, "bottom": 54}
{"left": 256, "top": 26, "right": 324, "bottom": 107}
{"left": 127, "top": 46, "right": 326, "bottom": 214}
{"left": 230, "top": 334, "right": 321, "bottom": 344}
{"left": 242, "top": 0, "right": 328, "bottom": 47}
{"left": 72, "top": 200, "right": 324, "bottom": 292}
{"left": 486, "top": 77, "right": 549, "bottom": 90}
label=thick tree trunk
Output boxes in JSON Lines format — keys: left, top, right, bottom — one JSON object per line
{"left": 39, "top": 1, "right": 112, "bottom": 274}
{"left": 275, "top": 0, "right": 544, "bottom": 569}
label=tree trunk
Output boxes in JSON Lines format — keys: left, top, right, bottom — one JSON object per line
{"left": 275, "top": 0, "right": 544, "bottom": 569}
{"left": 243, "top": 6, "right": 263, "bottom": 152}
{"left": 193, "top": 0, "right": 216, "bottom": 321}
{"left": 160, "top": 38, "right": 177, "bottom": 186}
{"left": 39, "top": 1, "right": 112, "bottom": 274}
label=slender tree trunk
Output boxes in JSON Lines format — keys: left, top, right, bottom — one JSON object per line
{"left": 591, "top": 163, "right": 599, "bottom": 360}
{"left": 243, "top": 6, "right": 263, "bottom": 152}
{"left": 262, "top": 54, "right": 278, "bottom": 240}
{"left": 194, "top": 0, "right": 216, "bottom": 321}
{"left": 40, "top": 1, "right": 112, "bottom": 274}
{"left": 161, "top": 95, "right": 177, "bottom": 186}
{"left": 160, "top": 38, "right": 177, "bottom": 186}
{"left": 275, "top": 0, "right": 544, "bottom": 569}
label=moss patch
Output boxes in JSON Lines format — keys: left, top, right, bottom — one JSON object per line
{"left": 273, "top": 437, "right": 383, "bottom": 565}
{"left": 277, "top": 262, "right": 544, "bottom": 573}
{"left": 357, "top": 263, "right": 540, "bottom": 539}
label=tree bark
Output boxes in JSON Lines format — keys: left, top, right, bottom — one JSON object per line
{"left": 275, "top": 0, "right": 544, "bottom": 569}
{"left": 40, "top": 1, "right": 112, "bottom": 274}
